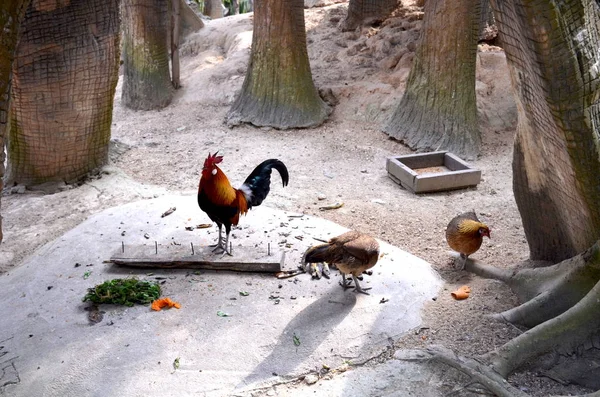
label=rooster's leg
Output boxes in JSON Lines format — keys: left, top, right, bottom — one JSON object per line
{"left": 351, "top": 275, "right": 372, "bottom": 295}
{"left": 222, "top": 231, "right": 233, "bottom": 256}
{"left": 211, "top": 224, "right": 226, "bottom": 252}
{"left": 458, "top": 253, "right": 468, "bottom": 270}
{"left": 339, "top": 272, "right": 352, "bottom": 290}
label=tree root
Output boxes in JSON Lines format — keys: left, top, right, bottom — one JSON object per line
{"left": 398, "top": 346, "right": 600, "bottom": 397}
{"left": 397, "top": 346, "right": 528, "bottom": 397}
{"left": 485, "top": 271, "right": 600, "bottom": 377}
{"left": 466, "top": 242, "right": 600, "bottom": 327}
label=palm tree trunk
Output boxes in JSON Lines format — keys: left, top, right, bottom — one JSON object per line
{"left": 384, "top": 0, "right": 482, "bottom": 159}
{"left": 226, "top": 0, "right": 329, "bottom": 129}
{"left": 121, "top": 0, "right": 173, "bottom": 110}
{"left": 0, "top": 0, "right": 31, "bottom": 243}
{"left": 492, "top": 0, "right": 600, "bottom": 262}
{"left": 6, "top": 0, "right": 120, "bottom": 186}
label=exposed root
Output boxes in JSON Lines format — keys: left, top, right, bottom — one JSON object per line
{"left": 464, "top": 257, "right": 513, "bottom": 282}
{"left": 398, "top": 346, "right": 600, "bottom": 397}
{"left": 485, "top": 270, "right": 600, "bottom": 377}
{"left": 467, "top": 242, "right": 600, "bottom": 327}
{"left": 396, "top": 346, "right": 528, "bottom": 397}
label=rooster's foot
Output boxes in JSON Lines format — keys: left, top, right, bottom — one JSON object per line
{"left": 352, "top": 275, "right": 371, "bottom": 295}
{"left": 354, "top": 286, "right": 372, "bottom": 295}
{"left": 339, "top": 277, "right": 353, "bottom": 290}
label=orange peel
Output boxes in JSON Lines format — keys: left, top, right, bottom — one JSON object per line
{"left": 451, "top": 285, "right": 471, "bottom": 300}
{"left": 151, "top": 297, "right": 181, "bottom": 311}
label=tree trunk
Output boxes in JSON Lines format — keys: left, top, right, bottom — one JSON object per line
{"left": 204, "top": 0, "right": 225, "bottom": 19}
{"left": 342, "top": 0, "right": 399, "bottom": 31}
{"left": 171, "top": 0, "right": 181, "bottom": 89}
{"left": 121, "top": 0, "right": 173, "bottom": 111}
{"left": 178, "top": 0, "right": 204, "bottom": 38}
{"left": 0, "top": 0, "right": 31, "bottom": 243}
{"left": 6, "top": 0, "right": 120, "bottom": 187}
{"left": 226, "top": 0, "right": 330, "bottom": 129}
{"left": 478, "top": 0, "right": 497, "bottom": 42}
{"left": 384, "top": 0, "right": 482, "bottom": 160}
{"left": 492, "top": 0, "right": 600, "bottom": 262}
{"left": 230, "top": 0, "right": 239, "bottom": 15}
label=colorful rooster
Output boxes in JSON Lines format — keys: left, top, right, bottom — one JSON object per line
{"left": 198, "top": 152, "right": 289, "bottom": 255}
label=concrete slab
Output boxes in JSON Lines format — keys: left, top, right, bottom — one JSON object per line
{"left": 0, "top": 195, "right": 442, "bottom": 396}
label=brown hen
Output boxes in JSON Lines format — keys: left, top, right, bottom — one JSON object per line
{"left": 446, "top": 211, "right": 490, "bottom": 269}
{"left": 303, "top": 231, "right": 380, "bottom": 294}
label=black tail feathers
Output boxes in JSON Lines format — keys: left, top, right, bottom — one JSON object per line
{"left": 241, "top": 159, "right": 289, "bottom": 208}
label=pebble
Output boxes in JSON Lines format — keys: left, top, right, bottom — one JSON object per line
{"left": 304, "top": 374, "right": 319, "bottom": 385}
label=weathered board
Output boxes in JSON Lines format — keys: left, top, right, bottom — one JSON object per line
{"left": 387, "top": 151, "right": 481, "bottom": 193}
{"left": 109, "top": 244, "right": 284, "bottom": 273}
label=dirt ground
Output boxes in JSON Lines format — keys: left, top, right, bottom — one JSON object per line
{"left": 0, "top": 2, "right": 592, "bottom": 396}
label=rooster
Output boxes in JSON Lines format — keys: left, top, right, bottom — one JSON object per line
{"left": 198, "top": 152, "right": 289, "bottom": 255}
{"left": 303, "top": 231, "right": 380, "bottom": 295}
{"left": 446, "top": 211, "right": 490, "bottom": 269}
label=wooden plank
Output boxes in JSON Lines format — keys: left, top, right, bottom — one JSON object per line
{"left": 109, "top": 244, "right": 284, "bottom": 272}
{"left": 415, "top": 169, "right": 481, "bottom": 193}
{"left": 444, "top": 152, "right": 470, "bottom": 171}
{"left": 390, "top": 151, "right": 446, "bottom": 169}
{"left": 387, "top": 157, "right": 418, "bottom": 191}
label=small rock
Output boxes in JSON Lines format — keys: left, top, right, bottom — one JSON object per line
{"left": 304, "top": 374, "right": 319, "bottom": 385}
{"left": 144, "top": 233, "right": 150, "bottom": 239}
{"left": 317, "top": 193, "right": 327, "bottom": 200}
{"left": 11, "top": 185, "right": 26, "bottom": 194}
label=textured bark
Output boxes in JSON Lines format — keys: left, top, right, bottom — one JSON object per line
{"left": 230, "top": 0, "right": 239, "bottom": 15}
{"left": 171, "top": 0, "right": 181, "bottom": 89}
{"left": 122, "top": 0, "right": 173, "bottom": 110}
{"left": 226, "top": 0, "right": 330, "bottom": 129}
{"left": 178, "top": 0, "right": 204, "bottom": 38}
{"left": 0, "top": 0, "right": 31, "bottom": 243}
{"left": 342, "top": 0, "right": 399, "bottom": 31}
{"left": 478, "top": 0, "right": 497, "bottom": 42}
{"left": 492, "top": 0, "right": 600, "bottom": 262}
{"left": 204, "top": 0, "right": 225, "bottom": 19}
{"left": 384, "top": 0, "right": 481, "bottom": 159}
{"left": 6, "top": 0, "right": 120, "bottom": 186}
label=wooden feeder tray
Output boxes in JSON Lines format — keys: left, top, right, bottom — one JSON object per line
{"left": 386, "top": 151, "right": 481, "bottom": 193}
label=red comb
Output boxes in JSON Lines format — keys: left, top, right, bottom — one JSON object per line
{"left": 203, "top": 151, "right": 223, "bottom": 169}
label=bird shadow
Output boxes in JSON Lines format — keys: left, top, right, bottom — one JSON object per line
{"left": 238, "top": 288, "right": 357, "bottom": 389}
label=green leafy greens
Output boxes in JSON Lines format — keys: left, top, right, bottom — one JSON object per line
{"left": 83, "top": 278, "right": 161, "bottom": 307}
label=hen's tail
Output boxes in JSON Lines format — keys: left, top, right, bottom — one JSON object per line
{"left": 240, "top": 159, "right": 289, "bottom": 208}
{"left": 303, "top": 244, "right": 332, "bottom": 264}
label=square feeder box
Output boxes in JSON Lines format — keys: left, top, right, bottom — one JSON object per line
{"left": 386, "top": 151, "right": 481, "bottom": 193}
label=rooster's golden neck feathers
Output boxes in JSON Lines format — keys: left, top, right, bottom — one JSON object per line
{"left": 200, "top": 165, "right": 237, "bottom": 203}
{"left": 458, "top": 219, "right": 488, "bottom": 236}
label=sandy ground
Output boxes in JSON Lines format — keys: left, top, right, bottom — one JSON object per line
{"left": 0, "top": 2, "right": 591, "bottom": 396}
